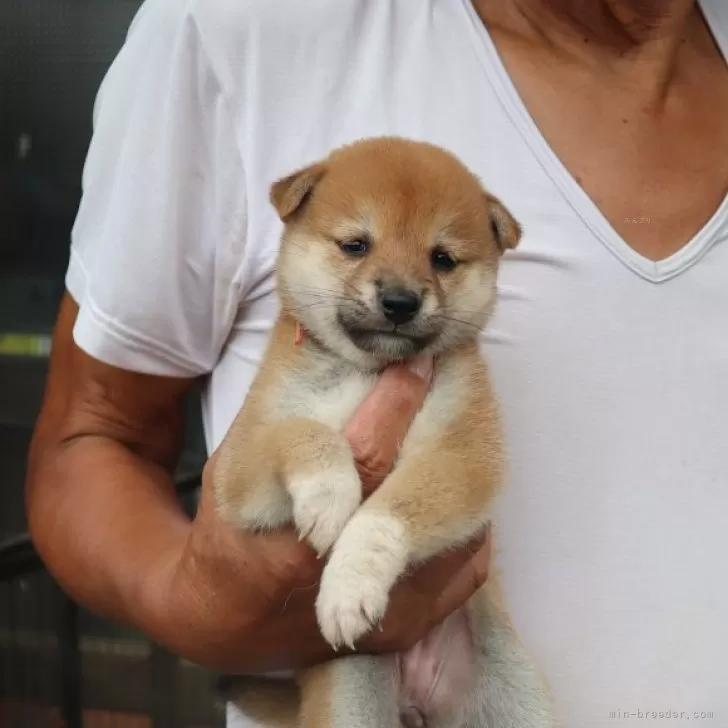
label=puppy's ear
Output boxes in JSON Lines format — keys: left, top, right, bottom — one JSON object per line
{"left": 486, "top": 194, "right": 521, "bottom": 253}
{"left": 269, "top": 163, "right": 327, "bottom": 221}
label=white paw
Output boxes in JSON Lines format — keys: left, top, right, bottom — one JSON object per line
{"left": 288, "top": 461, "right": 362, "bottom": 556}
{"left": 316, "top": 562, "right": 391, "bottom": 649}
{"left": 315, "top": 513, "right": 409, "bottom": 649}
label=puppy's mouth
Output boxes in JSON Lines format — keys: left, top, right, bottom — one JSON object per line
{"left": 338, "top": 320, "right": 436, "bottom": 359}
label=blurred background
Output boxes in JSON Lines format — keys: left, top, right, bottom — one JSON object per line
{"left": 0, "top": 1, "right": 217, "bottom": 725}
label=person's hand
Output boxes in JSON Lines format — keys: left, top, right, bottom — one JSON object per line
{"left": 152, "top": 357, "right": 491, "bottom": 673}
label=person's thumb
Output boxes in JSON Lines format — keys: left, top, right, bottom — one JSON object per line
{"left": 345, "top": 355, "right": 433, "bottom": 493}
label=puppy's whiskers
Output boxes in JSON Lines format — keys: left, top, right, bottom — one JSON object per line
{"left": 432, "top": 314, "right": 484, "bottom": 332}
{"left": 293, "top": 301, "right": 344, "bottom": 314}
{"left": 287, "top": 286, "right": 352, "bottom": 302}
{"left": 292, "top": 298, "right": 367, "bottom": 315}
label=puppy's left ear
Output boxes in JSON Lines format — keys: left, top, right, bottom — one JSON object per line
{"left": 270, "top": 163, "right": 327, "bottom": 222}
{"left": 486, "top": 194, "right": 521, "bottom": 253}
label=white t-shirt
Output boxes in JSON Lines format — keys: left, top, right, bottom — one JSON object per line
{"left": 66, "top": 1, "right": 728, "bottom": 726}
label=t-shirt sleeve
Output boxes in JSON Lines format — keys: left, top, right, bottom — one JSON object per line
{"left": 66, "top": 0, "right": 246, "bottom": 377}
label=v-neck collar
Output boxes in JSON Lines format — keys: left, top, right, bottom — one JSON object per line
{"left": 458, "top": 0, "right": 728, "bottom": 284}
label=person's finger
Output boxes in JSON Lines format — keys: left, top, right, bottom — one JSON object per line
{"left": 408, "top": 526, "right": 489, "bottom": 589}
{"left": 428, "top": 527, "right": 491, "bottom": 624}
{"left": 345, "top": 356, "right": 433, "bottom": 493}
{"left": 363, "top": 527, "right": 491, "bottom": 653}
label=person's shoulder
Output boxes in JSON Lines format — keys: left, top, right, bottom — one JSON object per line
{"left": 120, "top": 0, "right": 373, "bottom": 98}
{"left": 189, "top": 0, "right": 371, "bottom": 46}
{"left": 124, "top": 0, "right": 353, "bottom": 48}
{"left": 185, "top": 0, "right": 397, "bottom": 98}
{"left": 128, "top": 0, "right": 383, "bottom": 42}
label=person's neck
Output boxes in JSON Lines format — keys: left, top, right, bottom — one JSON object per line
{"left": 474, "top": 0, "right": 699, "bottom": 98}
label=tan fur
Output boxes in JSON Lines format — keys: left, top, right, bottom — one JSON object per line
{"left": 215, "top": 138, "right": 559, "bottom": 727}
{"left": 226, "top": 678, "right": 300, "bottom": 728}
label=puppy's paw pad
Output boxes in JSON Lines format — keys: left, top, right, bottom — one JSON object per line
{"left": 315, "top": 569, "right": 390, "bottom": 649}
{"left": 289, "top": 464, "right": 361, "bottom": 556}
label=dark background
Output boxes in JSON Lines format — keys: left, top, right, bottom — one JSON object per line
{"left": 0, "top": 0, "right": 206, "bottom": 541}
{"left": 0, "top": 0, "right": 143, "bottom": 279}
{"left": 1, "top": 2, "right": 215, "bottom": 725}
{"left": 1, "top": 0, "right": 147, "bottom": 538}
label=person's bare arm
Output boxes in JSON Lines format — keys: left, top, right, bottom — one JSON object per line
{"left": 26, "top": 293, "right": 195, "bottom": 624}
{"left": 26, "top": 292, "right": 490, "bottom": 673}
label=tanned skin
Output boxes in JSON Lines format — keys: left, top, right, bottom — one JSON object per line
{"left": 26, "top": 294, "right": 489, "bottom": 673}
{"left": 474, "top": 0, "right": 728, "bottom": 261}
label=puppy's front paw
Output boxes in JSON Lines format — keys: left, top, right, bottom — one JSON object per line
{"left": 288, "top": 459, "right": 361, "bottom": 556}
{"left": 316, "top": 562, "right": 391, "bottom": 649}
{"left": 315, "top": 513, "right": 409, "bottom": 649}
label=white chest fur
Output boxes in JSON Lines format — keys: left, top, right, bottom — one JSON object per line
{"left": 269, "top": 353, "right": 379, "bottom": 431}
{"left": 267, "top": 348, "right": 474, "bottom": 455}
{"left": 400, "top": 356, "right": 473, "bottom": 457}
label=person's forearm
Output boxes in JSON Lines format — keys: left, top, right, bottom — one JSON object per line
{"left": 26, "top": 433, "right": 190, "bottom": 631}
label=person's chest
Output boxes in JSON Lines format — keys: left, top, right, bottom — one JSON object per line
{"left": 212, "top": 0, "right": 728, "bottom": 611}
{"left": 226, "top": 0, "right": 728, "bottom": 299}
{"left": 220, "top": 211, "right": 728, "bottom": 728}
{"left": 477, "top": 2, "right": 728, "bottom": 263}
{"left": 207, "top": 3, "right": 728, "bottom": 724}
{"left": 483, "top": 226, "right": 728, "bottom": 725}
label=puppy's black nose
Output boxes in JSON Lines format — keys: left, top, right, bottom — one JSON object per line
{"left": 379, "top": 288, "right": 422, "bottom": 325}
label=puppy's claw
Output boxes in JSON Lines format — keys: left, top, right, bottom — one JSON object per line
{"left": 316, "top": 578, "right": 387, "bottom": 649}
{"left": 362, "top": 603, "right": 382, "bottom": 623}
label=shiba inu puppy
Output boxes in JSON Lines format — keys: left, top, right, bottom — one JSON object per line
{"left": 214, "top": 137, "right": 559, "bottom": 728}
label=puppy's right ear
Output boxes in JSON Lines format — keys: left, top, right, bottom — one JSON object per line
{"left": 269, "top": 163, "right": 327, "bottom": 222}
{"left": 486, "top": 194, "right": 522, "bottom": 253}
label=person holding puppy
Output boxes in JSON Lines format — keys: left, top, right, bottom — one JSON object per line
{"left": 26, "top": 1, "right": 728, "bottom": 727}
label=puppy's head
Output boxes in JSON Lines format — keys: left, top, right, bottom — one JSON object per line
{"left": 271, "top": 137, "right": 520, "bottom": 367}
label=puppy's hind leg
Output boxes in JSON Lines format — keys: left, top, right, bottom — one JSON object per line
{"left": 298, "top": 655, "right": 399, "bottom": 728}
{"left": 223, "top": 676, "right": 299, "bottom": 728}
{"left": 454, "top": 581, "right": 561, "bottom": 728}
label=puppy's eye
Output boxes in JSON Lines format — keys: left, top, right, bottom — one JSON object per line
{"left": 339, "top": 238, "right": 370, "bottom": 257}
{"left": 431, "top": 248, "right": 458, "bottom": 272}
